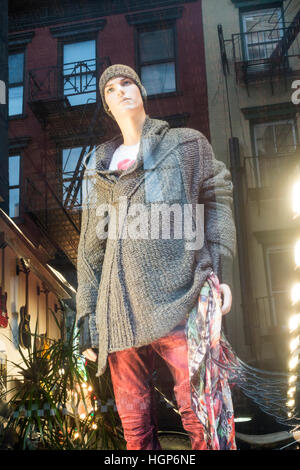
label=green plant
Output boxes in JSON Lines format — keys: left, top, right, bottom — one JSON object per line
{"left": 0, "top": 307, "right": 125, "bottom": 450}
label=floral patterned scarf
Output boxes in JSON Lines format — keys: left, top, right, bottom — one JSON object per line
{"left": 186, "top": 271, "right": 237, "bottom": 450}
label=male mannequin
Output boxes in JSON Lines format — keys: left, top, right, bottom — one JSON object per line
{"left": 76, "top": 64, "right": 236, "bottom": 450}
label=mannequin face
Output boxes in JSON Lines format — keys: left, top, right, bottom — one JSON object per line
{"left": 104, "top": 76, "right": 144, "bottom": 120}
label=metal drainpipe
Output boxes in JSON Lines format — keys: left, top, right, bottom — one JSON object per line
{"left": 229, "top": 137, "right": 256, "bottom": 353}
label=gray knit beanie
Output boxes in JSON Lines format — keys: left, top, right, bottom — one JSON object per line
{"left": 99, "top": 64, "right": 147, "bottom": 119}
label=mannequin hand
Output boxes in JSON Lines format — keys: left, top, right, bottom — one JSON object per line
{"left": 219, "top": 283, "right": 232, "bottom": 315}
{"left": 83, "top": 348, "right": 97, "bottom": 362}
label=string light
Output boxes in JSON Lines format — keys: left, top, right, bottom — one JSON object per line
{"left": 289, "top": 314, "right": 300, "bottom": 332}
{"left": 289, "top": 375, "right": 297, "bottom": 384}
{"left": 288, "top": 387, "right": 296, "bottom": 397}
{"left": 291, "top": 284, "right": 300, "bottom": 305}
{"left": 293, "top": 181, "right": 300, "bottom": 218}
{"left": 289, "top": 337, "right": 300, "bottom": 353}
{"left": 92, "top": 423, "right": 97, "bottom": 430}
{"left": 79, "top": 413, "right": 86, "bottom": 420}
{"left": 289, "top": 355, "right": 299, "bottom": 370}
{"left": 287, "top": 399, "right": 295, "bottom": 408}
{"left": 287, "top": 183, "right": 300, "bottom": 420}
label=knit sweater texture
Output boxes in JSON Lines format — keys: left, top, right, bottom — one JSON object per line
{"left": 76, "top": 116, "right": 236, "bottom": 377}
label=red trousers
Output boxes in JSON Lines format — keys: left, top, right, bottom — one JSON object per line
{"left": 108, "top": 323, "right": 207, "bottom": 450}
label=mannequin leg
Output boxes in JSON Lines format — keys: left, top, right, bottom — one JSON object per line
{"left": 108, "top": 345, "right": 161, "bottom": 450}
{"left": 152, "top": 326, "right": 207, "bottom": 450}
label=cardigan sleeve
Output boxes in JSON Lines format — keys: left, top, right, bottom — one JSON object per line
{"left": 198, "top": 135, "right": 236, "bottom": 289}
{"left": 76, "top": 170, "right": 107, "bottom": 350}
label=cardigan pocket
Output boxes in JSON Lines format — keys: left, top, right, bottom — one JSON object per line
{"left": 144, "top": 166, "right": 183, "bottom": 204}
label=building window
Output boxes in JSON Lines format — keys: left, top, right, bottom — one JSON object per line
{"left": 8, "top": 52, "right": 25, "bottom": 116}
{"left": 265, "top": 245, "right": 294, "bottom": 328}
{"left": 8, "top": 154, "right": 21, "bottom": 218}
{"left": 63, "top": 39, "right": 97, "bottom": 106}
{"left": 137, "top": 25, "right": 177, "bottom": 96}
{"left": 249, "top": 119, "right": 297, "bottom": 188}
{"left": 62, "top": 146, "right": 95, "bottom": 208}
{"left": 253, "top": 119, "right": 297, "bottom": 156}
{"left": 241, "top": 7, "right": 284, "bottom": 61}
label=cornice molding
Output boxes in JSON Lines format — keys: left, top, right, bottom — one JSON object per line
{"left": 231, "top": 0, "right": 282, "bottom": 8}
{"left": 254, "top": 227, "right": 300, "bottom": 246}
{"left": 9, "top": 136, "right": 32, "bottom": 153}
{"left": 50, "top": 18, "right": 107, "bottom": 39}
{"left": 241, "top": 102, "right": 297, "bottom": 121}
{"left": 8, "top": 31, "right": 35, "bottom": 48}
{"left": 126, "top": 6, "right": 184, "bottom": 26}
{"left": 9, "top": 0, "right": 197, "bottom": 32}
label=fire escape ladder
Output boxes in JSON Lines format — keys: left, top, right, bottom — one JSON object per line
{"left": 63, "top": 100, "right": 102, "bottom": 211}
{"left": 63, "top": 144, "right": 93, "bottom": 209}
{"left": 270, "top": 8, "right": 300, "bottom": 62}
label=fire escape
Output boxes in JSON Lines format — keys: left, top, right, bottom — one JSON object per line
{"left": 232, "top": 8, "right": 300, "bottom": 94}
{"left": 218, "top": 7, "right": 300, "bottom": 366}
{"left": 230, "top": 7, "right": 300, "bottom": 207}
{"left": 24, "top": 56, "right": 111, "bottom": 267}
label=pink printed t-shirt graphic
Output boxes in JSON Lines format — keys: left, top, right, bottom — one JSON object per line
{"left": 109, "top": 142, "right": 140, "bottom": 171}
{"left": 117, "top": 158, "right": 136, "bottom": 171}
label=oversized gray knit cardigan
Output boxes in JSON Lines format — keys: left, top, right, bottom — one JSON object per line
{"left": 76, "top": 115, "right": 236, "bottom": 377}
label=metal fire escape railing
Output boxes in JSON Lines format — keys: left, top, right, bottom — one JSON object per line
{"left": 232, "top": 18, "right": 300, "bottom": 92}
{"left": 270, "top": 8, "right": 300, "bottom": 62}
{"left": 28, "top": 57, "right": 110, "bottom": 103}
{"left": 24, "top": 57, "right": 111, "bottom": 264}
{"left": 243, "top": 148, "right": 298, "bottom": 193}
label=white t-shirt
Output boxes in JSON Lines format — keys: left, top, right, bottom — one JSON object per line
{"left": 109, "top": 142, "right": 140, "bottom": 171}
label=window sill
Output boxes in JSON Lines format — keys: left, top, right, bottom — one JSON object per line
{"left": 9, "top": 215, "right": 24, "bottom": 224}
{"left": 8, "top": 114, "right": 27, "bottom": 121}
{"left": 147, "top": 90, "right": 183, "bottom": 100}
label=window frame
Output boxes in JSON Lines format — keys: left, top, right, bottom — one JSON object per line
{"left": 60, "top": 145, "right": 96, "bottom": 210}
{"left": 264, "top": 243, "right": 294, "bottom": 328}
{"left": 135, "top": 21, "right": 179, "bottom": 99}
{"left": 8, "top": 48, "right": 26, "bottom": 118}
{"left": 250, "top": 117, "right": 298, "bottom": 188}
{"left": 8, "top": 153, "right": 21, "bottom": 219}
{"left": 253, "top": 118, "right": 297, "bottom": 157}
{"left": 58, "top": 35, "right": 98, "bottom": 107}
{"left": 239, "top": 3, "right": 285, "bottom": 62}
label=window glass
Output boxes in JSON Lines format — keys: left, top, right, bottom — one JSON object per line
{"left": 8, "top": 53, "right": 24, "bottom": 84}
{"left": 138, "top": 26, "right": 176, "bottom": 96}
{"left": 62, "top": 147, "right": 95, "bottom": 207}
{"left": 63, "top": 40, "right": 96, "bottom": 70}
{"left": 139, "top": 29, "right": 174, "bottom": 62}
{"left": 141, "top": 63, "right": 176, "bottom": 95}
{"left": 8, "top": 52, "right": 24, "bottom": 116}
{"left": 243, "top": 8, "right": 282, "bottom": 34}
{"left": 63, "top": 40, "right": 96, "bottom": 106}
{"left": 242, "top": 8, "right": 283, "bottom": 60}
{"left": 8, "top": 86, "right": 23, "bottom": 117}
{"left": 8, "top": 154, "right": 21, "bottom": 218}
{"left": 9, "top": 155, "right": 20, "bottom": 186}
{"left": 254, "top": 120, "right": 296, "bottom": 156}
{"left": 266, "top": 246, "right": 294, "bottom": 327}
{"left": 9, "top": 188, "right": 20, "bottom": 218}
